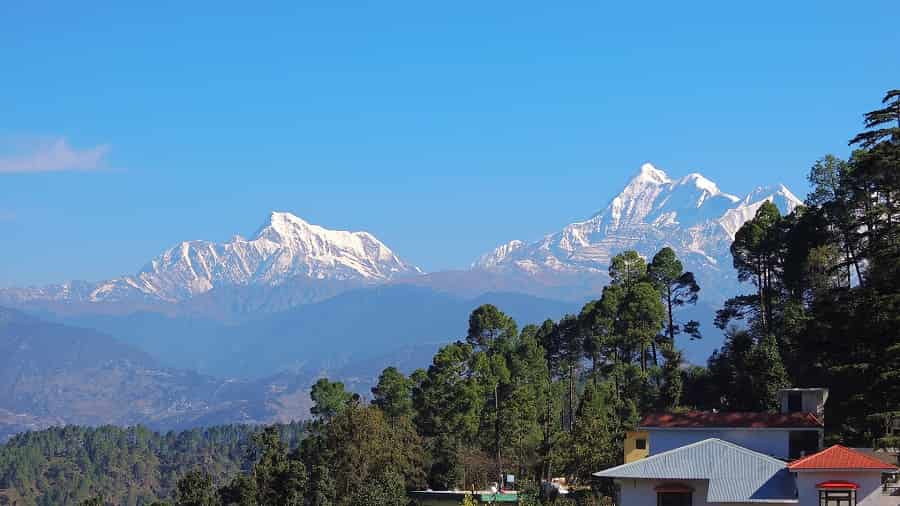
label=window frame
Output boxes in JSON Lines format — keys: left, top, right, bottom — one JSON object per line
{"left": 818, "top": 488, "right": 856, "bottom": 506}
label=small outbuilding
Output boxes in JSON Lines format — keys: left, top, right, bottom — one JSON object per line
{"left": 788, "top": 445, "right": 898, "bottom": 506}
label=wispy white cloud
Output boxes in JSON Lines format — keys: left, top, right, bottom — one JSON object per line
{"left": 0, "top": 137, "right": 111, "bottom": 174}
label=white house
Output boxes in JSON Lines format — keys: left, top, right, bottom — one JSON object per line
{"left": 595, "top": 440, "right": 898, "bottom": 506}
{"left": 638, "top": 410, "right": 824, "bottom": 460}
{"left": 788, "top": 445, "right": 898, "bottom": 506}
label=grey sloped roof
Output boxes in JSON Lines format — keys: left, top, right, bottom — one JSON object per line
{"left": 594, "top": 438, "right": 797, "bottom": 503}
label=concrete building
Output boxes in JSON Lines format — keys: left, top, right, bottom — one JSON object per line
{"left": 624, "top": 388, "right": 828, "bottom": 461}
{"left": 595, "top": 439, "right": 899, "bottom": 506}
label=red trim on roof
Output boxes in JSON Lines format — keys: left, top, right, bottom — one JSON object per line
{"left": 655, "top": 483, "right": 693, "bottom": 493}
{"left": 789, "top": 445, "right": 899, "bottom": 471}
{"left": 816, "top": 481, "right": 859, "bottom": 490}
{"left": 640, "top": 411, "right": 823, "bottom": 429}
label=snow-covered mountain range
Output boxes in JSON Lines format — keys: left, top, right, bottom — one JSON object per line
{"left": 3, "top": 164, "right": 801, "bottom": 315}
{"left": 474, "top": 163, "right": 802, "bottom": 302}
{"left": 3, "top": 212, "right": 420, "bottom": 304}
{"left": 0, "top": 162, "right": 806, "bottom": 377}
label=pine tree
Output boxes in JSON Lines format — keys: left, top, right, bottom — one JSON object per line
{"left": 609, "top": 250, "right": 647, "bottom": 288}
{"left": 371, "top": 367, "right": 414, "bottom": 420}
{"left": 748, "top": 334, "right": 790, "bottom": 411}
{"left": 568, "top": 382, "right": 618, "bottom": 482}
{"left": 729, "top": 200, "right": 785, "bottom": 335}
{"left": 659, "top": 343, "right": 684, "bottom": 410}
{"left": 647, "top": 247, "right": 701, "bottom": 347}
{"left": 849, "top": 89, "right": 900, "bottom": 148}
{"left": 310, "top": 378, "right": 352, "bottom": 421}
{"left": 175, "top": 470, "right": 219, "bottom": 506}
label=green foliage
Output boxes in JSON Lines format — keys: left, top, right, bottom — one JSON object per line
{"left": 245, "top": 427, "right": 307, "bottom": 505}
{"left": 305, "top": 404, "right": 425, "bottom": 506}
{"left": 310, "top": 378, "right": 353, "bottom": 421}
{"left": 348, "top": 470, "right": 406, "bottom": 506}
{"left": 412, "top": 341, "right": 481, "bottom": 488}
{"left": 371, "top": 366, "right": 415, "bottom": 420}
{"left": 176, "top": 470, "right": 218, "bottom": 506}
{"left": 567, "top": 382, "right": 618, "bottom": 482}
{"left": 648, "top": 247, "right": 701, "bottom": 343}
{"left": 702, "top": 89, "right": 900, "bottom": 441}
{"left": 748, "top": 334, "right": 790, "bottom": 411}
{"left": 0, "top": 423, "right": 307, "bottom": 506}
{"left": 609, "top": 250, "right": 646, "bottom": 288}
{"left": 849, "top": 89, "right": 900, "bottom": 148}
{"left": 466, "top": 304, "right": 518, "bottom": 350}
{"left": 659, "top": 343, "right": 684, "bottom": 410}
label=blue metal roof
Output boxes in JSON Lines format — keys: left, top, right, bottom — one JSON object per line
{"left": 594, "top": 438, "right": 797, "bottom": 503}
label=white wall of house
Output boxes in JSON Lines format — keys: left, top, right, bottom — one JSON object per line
{"left": 648, "top": 429, "right": 794, "bottom": 458}
{"left": 614, "top": 478, "right": 778, "bottom": 506}
{"left": 795, "top": 471, "right": 889, "bottom": 506}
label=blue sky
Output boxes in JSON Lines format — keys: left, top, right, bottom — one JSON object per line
{"left": 2, "top": 1, "right": 898, "bottom": 287}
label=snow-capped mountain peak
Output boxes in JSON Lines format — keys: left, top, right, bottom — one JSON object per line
{"left": 4, "top": 212, "right": 422, "bottom": 305}
{"left": 717, "top": 184, "right": 804, "bottom": 239}
{"left": 677, "top": 173, "right": 739, "bottom": 202}
{"left": 635, "top": 162, "right": 672, "bottom": 185}
{"left": 474, "top": 163, "right": 802, "bottom": 302}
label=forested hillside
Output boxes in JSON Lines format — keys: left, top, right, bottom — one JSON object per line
{"left": 0, "top": 423, "right": 307, "bottom": 506}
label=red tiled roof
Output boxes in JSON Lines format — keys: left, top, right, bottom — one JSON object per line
{"left": 639, "top": 411, "right": 823, "bottom": 429}
{"left": 789, "top": 445, "right": 899, "bottom": 471}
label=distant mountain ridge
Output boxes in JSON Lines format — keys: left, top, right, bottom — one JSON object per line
{"left": 0, "top": 306, "right": 313, "bottom": 441}
{"left": 1, "top": 212, "right": 420, "bottom": 305}
{"left": 474, "top": 163, "right": 801, "bottom": 303}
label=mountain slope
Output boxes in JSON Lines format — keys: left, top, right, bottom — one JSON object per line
{"left": 0, "top": 307, "right": 313, "bottom": 441}
{"left": 474, "top": 163, "right": 802, "bottom": 303}
{"left": 0, "top": 212, "right": 420, "bottom": 306}
{"left": 52, "top": 286, "right": 582, "bottom": 379}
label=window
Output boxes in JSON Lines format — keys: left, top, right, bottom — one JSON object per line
{"left": 657, "top": 492, "right": 691, "bottom": 506}
{"left": 788, "top": 391, "right": 803, "bottom": 412}
{"left": 819, "top": 489, "right": 855, "bottom": 506}
{"left": 635, "top": 438, "right": 647, "bottom": 450}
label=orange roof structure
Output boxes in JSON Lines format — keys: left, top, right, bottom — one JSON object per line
{"left": 789, "top": 445, "right": 899, "bottom": 471}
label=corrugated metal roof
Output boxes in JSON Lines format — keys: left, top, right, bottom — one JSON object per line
{"left": 594, "top": 438, "right": 796, "bottom": 503}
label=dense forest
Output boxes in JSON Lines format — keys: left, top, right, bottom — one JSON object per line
{"left": 0, "top": 90, "right": 897, "bottom": 506}
{"left": 0, "top": 423, "right": 307, "bottom": 506}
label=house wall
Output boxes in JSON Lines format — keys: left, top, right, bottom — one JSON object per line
{"left": 648, "top": 429, "right": 793, "bottom": 458}
{"left": 795, "top": 471, "right": 890, "bottom": 506}
{"left": 624, "top": 431, "right": 649, "bottom": 463}
{"left": 614, "top": 478, "right": 769, "bottom": 506}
